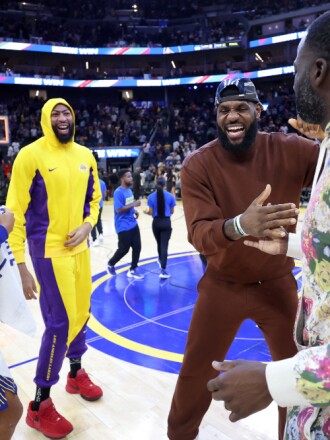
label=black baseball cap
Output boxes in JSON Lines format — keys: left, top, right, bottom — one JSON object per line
{"left": 215, "top": 78, "right": 260, "bottom": 106}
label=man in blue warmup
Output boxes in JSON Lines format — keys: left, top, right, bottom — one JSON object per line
{"left": 107, "top": 168, "right": 144, "bottom": 279}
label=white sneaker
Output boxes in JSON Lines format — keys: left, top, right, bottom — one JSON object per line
{"left": 98, "top": 234, "right": 104, "bottom": 242}
{"left": 91, "top": 239, "right": 99, "bottom": 247}
{"left": 127, "top": 269, "right": 144, "bottom": 280}
{"left": 159, "top": 269, "right": 170, "bottom": 279}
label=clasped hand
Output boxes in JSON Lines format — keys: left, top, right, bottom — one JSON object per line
{"left": 207, "top": 359, "right": 273, "bottom": 422}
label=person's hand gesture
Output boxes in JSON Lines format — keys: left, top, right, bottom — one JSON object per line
{"left": 243, "top": 227, "right": 289, "bottom": 255}
{"left": 240, "top": 185, "right": 299, "bottom": 239}
{"left": 289, "top": 115, "right": 325, "bottom": 140}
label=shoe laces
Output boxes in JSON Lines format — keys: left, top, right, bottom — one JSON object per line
{"left": 42, "top": 402, "right": 65, "bottom": 422}
{"left": 75, "top": 372, "right": 95, "bottom": 388}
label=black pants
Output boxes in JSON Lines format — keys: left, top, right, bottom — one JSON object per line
{"left": 108, "top": 225, "right": 141, "bottom": 270}
{"left": 91, "top": 207, "right": 103, "bottom": 241}
{"left": 152, "top": 217, "right": 172, "bottom": 269}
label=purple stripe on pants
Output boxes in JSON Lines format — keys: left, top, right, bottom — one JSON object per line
{"left": 32, "top": 257, "right": 87, "bottom": 388}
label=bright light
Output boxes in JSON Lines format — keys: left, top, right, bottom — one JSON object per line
{"left": 85, "top": 61, "right": 89, "bottom": 69}
{"left": 255, "top": 52, "right": 264, "bottom": 62}
{"left": 171, "top": 60, "right": 176, "bottom": 68}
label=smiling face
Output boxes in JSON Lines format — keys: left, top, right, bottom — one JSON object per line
{"left": 216, "top": 100, "right": 261, "bottom": 153}
{"left": 51, "top": 104, "right": 74, "bottom": 144}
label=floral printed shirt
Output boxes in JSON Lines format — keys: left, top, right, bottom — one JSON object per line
{"left": 286, "top": 122, "right": 330, "bottom": 440}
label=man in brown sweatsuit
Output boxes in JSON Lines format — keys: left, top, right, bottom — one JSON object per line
{"left": 167, "top": 78, "right": 320, "bottom": 440}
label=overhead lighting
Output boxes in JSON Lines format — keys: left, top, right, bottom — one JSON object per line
{"left": 255, "top": 52, "right": 264, "bottom": 62}
{"left": 85, "top": 61, "right": 89, "bottom": 70}
{"left": 171, "top": 60, "right": 176, "bottom": 68}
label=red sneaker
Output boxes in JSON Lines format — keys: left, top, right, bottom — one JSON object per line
{"left": 26, "top": 397, "right": 73, "bottom": 439}
{"left": 65, "top": 368, "right": 103, "bottom": 401}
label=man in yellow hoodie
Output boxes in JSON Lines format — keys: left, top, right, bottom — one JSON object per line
{"left": 6, "top": 98, "right": 102, "bottom": 439}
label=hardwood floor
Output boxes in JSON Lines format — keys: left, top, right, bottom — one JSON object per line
{"left": 2, "top": 199, "right": 279, "bottom": 440}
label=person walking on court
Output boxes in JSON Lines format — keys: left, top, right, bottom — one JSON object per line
{"left": 107, "top": 168, "right": 144, "bottom": 279}
{"left": 6, "top": 98, "right": 103, "bottom": 439}
{"left": 146, "top": 177, "right": 176, "bottom": 279}
{"left": 91, "top": 175, "right": 107, "bottom": 246}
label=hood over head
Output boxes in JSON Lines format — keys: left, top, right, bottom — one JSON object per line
{"left": 40, "top": 98, "right": 75, "bottom": 146}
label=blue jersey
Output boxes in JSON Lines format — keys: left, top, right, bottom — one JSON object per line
{"left": 113, "top": 186, "right": 137, "bottom": 233}
{"left": 0, "top": 225, "right": 8, "bottom": 244}
{"left": 147, "top": 189, "right": 176, "bottom": 217}
{"left": 99, "top": 179, "right": 107, "bottom": 208}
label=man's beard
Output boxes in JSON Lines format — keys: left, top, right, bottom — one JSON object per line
{"left": 52, "top": 124, "right": 74, "bottom": 144}
{"left": 217, "top": 118, "right": 258, "bottom": 153}
{"left": 295, "top": 71, "right": 326, "bottom": 125}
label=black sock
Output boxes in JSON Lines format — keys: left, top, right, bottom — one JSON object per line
{"left": 32, "top": 387, "right": 50, "bottom": 410}
{"left": 69, "top": 357, "right": 82, "bottom": 378}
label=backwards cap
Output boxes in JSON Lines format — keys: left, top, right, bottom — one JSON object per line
{"left": 215, "top": 78, "right": 260, "bottom": 106}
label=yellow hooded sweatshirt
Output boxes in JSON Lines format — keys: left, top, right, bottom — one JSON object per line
{"left": 6, "top": 98, "right": 101, "bottom": 263}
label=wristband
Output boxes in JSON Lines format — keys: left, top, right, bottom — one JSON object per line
{"left": 233, "top": 216, "right": 242, "bottom": 237}
{"left": 236, "top": 214, "right": 248, "bottom": 236}
{"left": 234, "top": 215, "right": 248, "bottom": 237}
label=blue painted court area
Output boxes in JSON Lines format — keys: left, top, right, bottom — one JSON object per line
{"left": 87, "top": 252, "right": 303, "bottom": 374}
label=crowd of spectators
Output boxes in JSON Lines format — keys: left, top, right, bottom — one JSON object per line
{"left": 231, "top": 0, "right": 328, "bottom": 19}
{"left": 4, "top": 0, "right": 330, "bottom": 23}
{"left": 0, "top": 0, "right": 323, "bottom": 206}
{"left": 0, "top": 83, "right": 305, "bottom": 202}
{"left": 0, "top": 97, "right": 166, "bottom": 151}
{"left": 0, "top": 85, "right": 300, "bottom": 151}
{"left": 1, "top": 0, "right": 329, "bottom": 81}
{"left": 0, "top": 11, "right": 245, "bottom": 49}
{"left": 3, "top": 0, "right": 329, "bottom": 50}
{"left": 0, "top": 0, "right": 328, "bottom": 80}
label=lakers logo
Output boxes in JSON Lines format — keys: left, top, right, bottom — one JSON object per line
{"left": 79, "top": 164, "right": 88, "bottom": 172}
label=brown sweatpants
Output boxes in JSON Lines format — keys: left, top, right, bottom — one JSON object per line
{"left": 167, "top": 272, "right": 299, "bottom": 440}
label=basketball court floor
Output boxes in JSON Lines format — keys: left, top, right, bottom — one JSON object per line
{"left": 2, "top": 199, "right": 303, "bottom": 440}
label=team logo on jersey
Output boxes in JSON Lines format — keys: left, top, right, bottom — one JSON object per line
{"left": 79, "top": 164, "right": 89, "bottom": 172}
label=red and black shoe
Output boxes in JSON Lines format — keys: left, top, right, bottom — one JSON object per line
{"left": 26, "top": 397, "right": 73, "bottom": 439}
{"left": 66, "top": 368, "right": 103, "bottom": 401}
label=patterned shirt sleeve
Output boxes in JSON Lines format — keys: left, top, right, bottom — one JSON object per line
{"left": 293, "top": 344, "right": 330, "bottom": 406}
{"left": 266, "top": 345, "right": 330, "bottom": 407}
